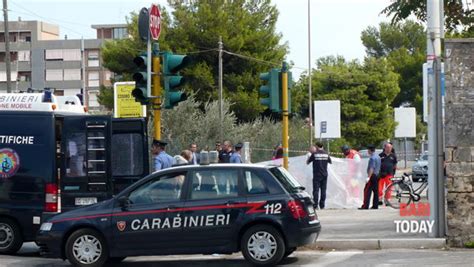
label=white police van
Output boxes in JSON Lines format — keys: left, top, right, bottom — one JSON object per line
{"left": 0, "top": 92, "right": 150, "bottom": 254}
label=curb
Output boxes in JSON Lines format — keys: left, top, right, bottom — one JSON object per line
{"left": 305, "top": 238, "right": 447, "bottom": 250}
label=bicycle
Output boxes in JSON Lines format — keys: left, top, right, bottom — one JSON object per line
{"left": 384, "top": 172, "right": 428, "bottom": 209}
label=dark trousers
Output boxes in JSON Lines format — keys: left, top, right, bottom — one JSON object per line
{"left": 312, "top": 176, "right": 328, "bottom": 209}
{"left": 362, "top": 173, "right": 379, "bottom": 209}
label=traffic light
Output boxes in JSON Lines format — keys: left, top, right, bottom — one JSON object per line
{"left": 131, "top": 53, "right": 149, "bottom": 105}
{"left": 259, "top": 68, "right": 280, "bottom": 112}
{"left": 162, "top": 51, "right": 189, "bottom": 109}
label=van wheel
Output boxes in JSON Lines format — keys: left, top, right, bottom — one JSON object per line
{"left": 0, "top": 218, "right": 23, "bottom": 254}
{"left": 65, "top": 229, "right": 108, "bottom": 267}
{"left": 241, "top": 225, "right": 285, "bottom": 266}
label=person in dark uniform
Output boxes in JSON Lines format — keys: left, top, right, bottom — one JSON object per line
{"left": 219, "top": 140, "right": 233, "bottom": 163}
{"left": 360, "top": 145, "right": 381, "bottom": 209}
{"left": 306, "top": 142, "right": 332, "bottom": 209}
{"left": 378, "top": 142, "right": 397, "bottom": 203}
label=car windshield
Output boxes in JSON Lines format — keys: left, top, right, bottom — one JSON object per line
{"left": 269, "top": 167, "right": 304, "bottom": 193}
{"left": 421, "top": 154, "right": 428, "bottom": 161}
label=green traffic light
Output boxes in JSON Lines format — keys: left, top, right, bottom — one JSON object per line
{"left": 162, "top": 51, "right": 190, "bottom": 109}
{"left": 259, "top": 68, "right": 280, "bottom": 112}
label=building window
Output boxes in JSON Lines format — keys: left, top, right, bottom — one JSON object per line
{"left": 88, "top": 91, "right": 100, "bottom": 107}
{"left": 87, "top": 50, "right": 99, "bottom": 67}
{"left": 88, "top": 71, "right": 100, "bottom": 87}
{"left": 113, "top": 27, "right": 128, "bottom": 39}
{"left": 46, "top": 69, "right": 63, "bottom": 81}
{"left": 17, "top": 72, "right": 31, "bottom": 82}
{"left": 18, "top": 51, "right": 30, "bottom": 62}
{"left": 45, "top": 49, "right": 63, "bottom": 60}
{"left": 64, "top": 69, "right": 81, "bottom": 81}
{"left": 0, "top": 71, "right": 18, "bottom": 82}
{"left": 63, "top": 49, "right": 82, "bottom": 61}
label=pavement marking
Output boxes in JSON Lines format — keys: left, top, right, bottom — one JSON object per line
{"left": 309, "top": 251, "right": 364, "bottom": 267}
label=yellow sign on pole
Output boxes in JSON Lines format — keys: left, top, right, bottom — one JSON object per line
{"left": 113, "top": 82, "right": 146, "bottom": 118}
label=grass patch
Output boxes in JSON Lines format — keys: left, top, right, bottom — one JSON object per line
{"left": 465, "top": 241, "right": 474, "bottom": 248}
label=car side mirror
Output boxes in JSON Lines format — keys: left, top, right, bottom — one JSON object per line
{"left": 117, "top": 196, "right": 131, "bottom": 209}
{"left": 415, "top": 157, "right": 419, "bottom": 161}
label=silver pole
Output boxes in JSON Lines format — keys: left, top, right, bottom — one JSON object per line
{"left": 81, "top": 37, "right": 87, "bottom": 107}
{"left": 427, "top": 0, "right": 445, "bottom": 238}
{"left": 3, "top": 0, "right": 11, "bottom": 93}
{"left": 404, "top": 137, "right": 408, "bottom": 169}
{"left": 218, "top": 36, "right": 223, "bottom": 141}
{"left": 146, "top": 31, "right": 151, "bottom": 98}
{"left": 307, "top": 0, "right": 313, "bottom": 145}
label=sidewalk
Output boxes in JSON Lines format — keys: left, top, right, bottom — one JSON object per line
{"left": 306, "top": 207, "right": 446, "bottom": 250}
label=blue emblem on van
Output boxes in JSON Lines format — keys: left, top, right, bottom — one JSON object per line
{"left": 0, "top": 148, "right": 20, "bottom": 178}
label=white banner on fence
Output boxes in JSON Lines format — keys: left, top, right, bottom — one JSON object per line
{"left": 259, "top": 155, "right": 368, "bottom": 209}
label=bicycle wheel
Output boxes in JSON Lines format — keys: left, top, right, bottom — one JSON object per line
{"left": 384, "top": 182, "right": 412, "bottom": 209}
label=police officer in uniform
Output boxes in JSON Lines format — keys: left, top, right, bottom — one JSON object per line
{"left": 152, "top": 139, "right": 174, "bottom": 171}
{"left": 219, "top": 140, "right": 233, "bottom": 163}
{"left": 306, "top": 142, "right": 332, "bottom": 209}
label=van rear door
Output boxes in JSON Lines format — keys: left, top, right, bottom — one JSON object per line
{"left": 59, "top": 115, "right": 112, "bottom": 210}
{"left": 111, "top": 118, "right": 149, "bottom": 194}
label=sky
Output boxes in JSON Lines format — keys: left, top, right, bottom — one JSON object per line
{"left": 5, "top": 0, "right": 393, "bottom": 78}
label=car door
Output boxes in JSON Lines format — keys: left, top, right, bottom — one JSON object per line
{"left": 111, "top": 171, "right": 186, "bottom": 255}
{"left": 181, "top": 168, "right": 246, "bottom": 250}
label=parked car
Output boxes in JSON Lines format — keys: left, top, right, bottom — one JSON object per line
{"left": 412, "top": 153, "right": 428, "bottom": 182}
{"left": 37, "top": 163, "right": 321, "bottom": 266}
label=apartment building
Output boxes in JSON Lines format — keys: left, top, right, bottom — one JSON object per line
{"left": 0, "top": 20, "right": 127, "bottom": 107}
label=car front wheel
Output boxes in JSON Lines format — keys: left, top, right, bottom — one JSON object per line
{"left": 65, "top": 228, "right": 108, "bottom": 267}
{"left": 241, "top": 225, "right": 285, "bottom": 266}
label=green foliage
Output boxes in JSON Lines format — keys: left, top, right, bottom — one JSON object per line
{"left": 361, "top": 21, "right": 426, "bottom": 113}
{"left": 381, "top": 0, "right": 473, "bottom": 36}
{"left": 465, "top": 241, "right": 474, "bottom": 248}
{"left": 97, "top": 85, "right": 114, "bottom": 110}
{"left": 292, "top": 56, "right": 400, "bottom": 148}
{"left": 100, "top": 1, "right": 287, "bottom": 121}
{"left": 160, "top": 95, "right": 312, "bottom": 162}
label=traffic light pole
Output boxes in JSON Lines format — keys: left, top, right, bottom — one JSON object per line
{"left": 282, "top": 62, "right": 289, "bottom": 170}
{"left": 152, "top": 50, "right": 161, "bottom": 140}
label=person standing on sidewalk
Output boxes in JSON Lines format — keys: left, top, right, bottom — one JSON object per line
{"left": 378, "top": 142, "right": 397, "bottom": 204}
{"left": 306, "top": 142, "right": 332, "bottom": 209}
{"left": 360, "top": 145, "right": 381, "bottom": 209}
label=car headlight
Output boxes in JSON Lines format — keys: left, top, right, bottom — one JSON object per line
{"left": 40, "top": 222, "right": 53, "bottom": 231}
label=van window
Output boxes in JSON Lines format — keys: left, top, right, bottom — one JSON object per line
{"left": 111, "top": 133, "right": 144, "bottom": 176}
{"left": 65, "top": 132, "right": 86, "bottom": 177}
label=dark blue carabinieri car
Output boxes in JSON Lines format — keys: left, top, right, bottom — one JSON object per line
{"left": 37, "top": 164, "right": 321, "bottom": 266}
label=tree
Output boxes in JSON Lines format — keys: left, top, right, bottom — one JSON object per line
{"left": 293, "top": 56, "right": 400, "bottom": 147}
{"left": 99, "top": 0, "right": 288, "bottom": 121}
{"left": 381, "top": 0, "right": 473, "bottom": 37}
{"left": 361, "top": 21, "right": 426, "bottom": 112}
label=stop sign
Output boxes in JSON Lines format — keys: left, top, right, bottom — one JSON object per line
{"left": 149, "top": 4, "right": 161, "bottom": 40}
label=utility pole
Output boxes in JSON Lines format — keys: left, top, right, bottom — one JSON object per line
{"left": 3, "top": 0, "right": 11, "bottom": 93}
{"left": 152, "top": 43, "right": 161, "bottom": 140}
{"left": 427, "top": 0, "right": 445, "bottom": 238}
{"left": 81, "top": 37, "right": 87, "bottom": 107}
{"left": 307, "top": 0, "right": 313, "bottom": 146}
{"left": 282, "top": 62, "right": 289, "bottom": 170}
{"left": 218, "top": 36, "right": 223, "bottom": 141}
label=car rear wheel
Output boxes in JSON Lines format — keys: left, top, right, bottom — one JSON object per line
{"left": 65, "top": 228, "right": 108, "bottom": 267}
{"left": 241, "top": 225, "right": 285, "bottom": 266}
{"left": 0, "top": 218, "right": 23, "bottom": 254}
